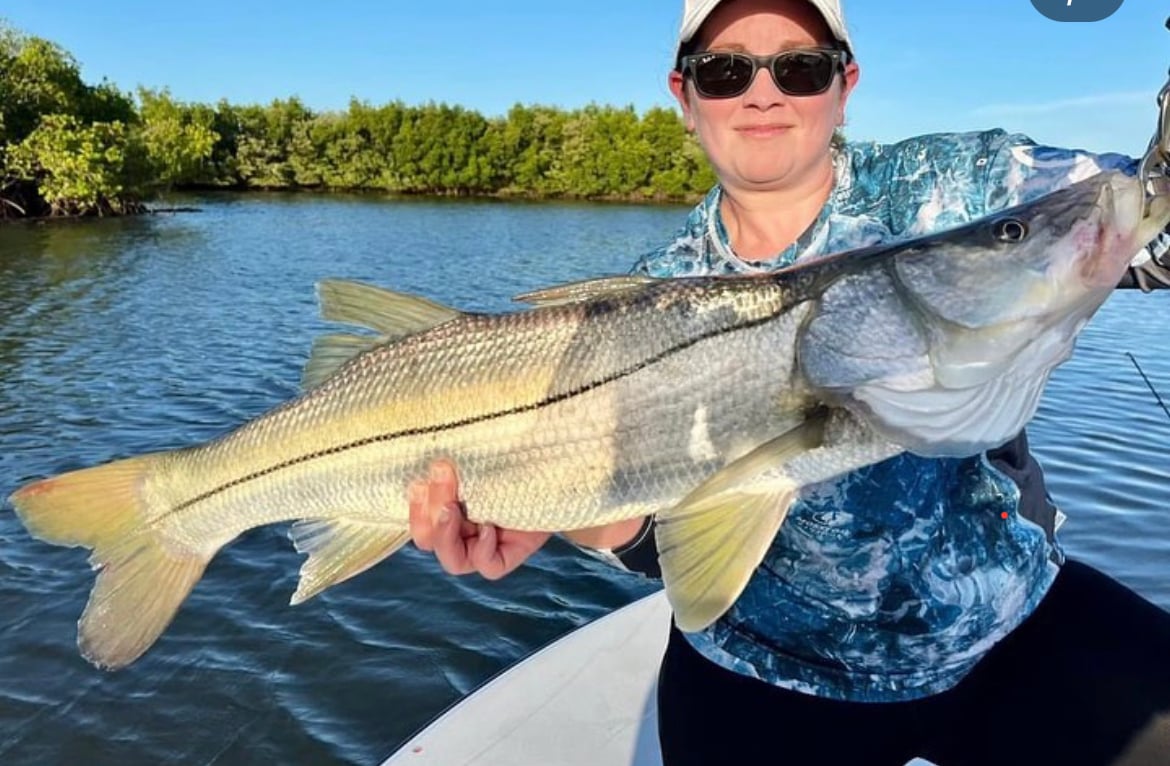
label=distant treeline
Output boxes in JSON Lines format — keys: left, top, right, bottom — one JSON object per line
{"left": 0, "top": 21, "right": 717, "bottom": 219}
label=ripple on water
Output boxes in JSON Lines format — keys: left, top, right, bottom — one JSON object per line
{"left": 0, "top": 197, "right": 1165, "bottom": 764}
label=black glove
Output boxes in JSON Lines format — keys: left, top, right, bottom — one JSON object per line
{"left": 1118, "top": 228, "right": 1170, "bottom": 291}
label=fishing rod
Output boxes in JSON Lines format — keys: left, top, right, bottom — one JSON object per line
{"left": 1138, "top": 17, "right": 1170, "bottom": 216}
{"left": 1127, "top": 20, "right": 1170, "bottom": 424}
{"left": 1126, "top": 352, "right": 1170, "bottom": 421}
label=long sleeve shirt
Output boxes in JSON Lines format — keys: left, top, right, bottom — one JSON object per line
{"left": 622, "top": 128, "right": 1166, "bottom": 702}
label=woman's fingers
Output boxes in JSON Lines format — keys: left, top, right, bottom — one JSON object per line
{"left": 406, "top": 458, "right": 551, "bottom": 578}
{"left": 470, "top": 526, "right": 553, "bottom": 580}
{"left": 408, "top": 478, "right": 435, "bottom": 551}
{"left": 423, "top": 461, "right": 476, "bottom": 575}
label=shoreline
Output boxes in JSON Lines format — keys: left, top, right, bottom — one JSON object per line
{"left": 0, "top": 186, "right": 700, "bottom": 224}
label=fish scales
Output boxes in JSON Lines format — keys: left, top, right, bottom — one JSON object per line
{"left": 9, "top": 169, "right": 1169, "bottom": 668}
{"left": 147, "top": 277, "right": 811, "bottom": 546}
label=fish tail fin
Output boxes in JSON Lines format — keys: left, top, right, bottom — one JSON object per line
{"left": 10, "top": 457, "right": 156, "bottom": 547}
{"left": 9, "top": 456, "right": 211, "bottom": 670}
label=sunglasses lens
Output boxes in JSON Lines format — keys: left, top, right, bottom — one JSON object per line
{"left": 687, "top": 50, "right": 839, "bottom": 98}
{"left": 772, "top": 51, "right": 835, "bottom": 94}
{"left": 691, "top": 54, "right": 756, "bottom": 98}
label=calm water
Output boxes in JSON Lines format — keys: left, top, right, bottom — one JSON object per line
{"left": 0, "top": 193, "right": 1167, "bottom": 765}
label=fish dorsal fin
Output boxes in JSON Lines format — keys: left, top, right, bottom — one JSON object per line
{"left": 301, "top": 333, "right": 381, "bottom": 391}
{"left": 304, "top": 279, "right": 464, "bottom": 390}
{"left": 513, "top": 275, "right": 658, "bottom": 307}
{"left": 317, "top": 279, "right": 462, "bottom": 337}
{"left": 288, "top": 518, "right": 411, "bottom": 605}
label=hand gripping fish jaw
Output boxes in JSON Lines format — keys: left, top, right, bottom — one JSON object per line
{"left": 1139, "top": 18, "right": 1170, "bottom": 217}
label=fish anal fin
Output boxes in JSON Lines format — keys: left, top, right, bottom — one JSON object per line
{"left": 512, "top": 275, "right": 658, "bottom": 307}
{"left": 656, "top": 413, "right": 828, "bottom": 633}
{"left": 289, "top": 518, "right": 410, "bottom": 605}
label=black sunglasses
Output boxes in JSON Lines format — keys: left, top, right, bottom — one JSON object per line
{"left": 679, "top": 48, "right": 850, "bottom": 99}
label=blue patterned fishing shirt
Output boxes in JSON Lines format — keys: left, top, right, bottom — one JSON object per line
{"left": 629, "top": 129, "right": 1152, "bottom": 702}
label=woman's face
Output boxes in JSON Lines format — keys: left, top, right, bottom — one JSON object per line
{"left": 669, "top": 0, "right": 860, "bottom": 194}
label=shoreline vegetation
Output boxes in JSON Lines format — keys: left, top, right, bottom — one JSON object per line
{"left": 0, "top": 21, "right": 718, "bottom": 223}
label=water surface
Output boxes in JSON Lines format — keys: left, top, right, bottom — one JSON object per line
{"left": 0, "top": 193, "right": 1166, "bottom": 764}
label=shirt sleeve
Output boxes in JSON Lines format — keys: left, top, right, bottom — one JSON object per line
{"left": 982, "top": 135, "right": 1170, "bottom": 289}
{"left": 839, "top": 130, "right": 1048, "bottom": 237}
{"left": 981, "top": 134, "right": 1138, "bottom": 209}
{"left": 559, "top": 517, "right": 662, "bottom": 579}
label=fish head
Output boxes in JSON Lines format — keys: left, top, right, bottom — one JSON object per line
{"left": 830, "top": 169, "right": 1169, "bottom": 457}
{"left": 895, "top": 169, "right": 1169, "bottom": 337}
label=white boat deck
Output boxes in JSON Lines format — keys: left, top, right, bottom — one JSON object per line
{"left": 382, "top": 590, "right": 937, "bottom": 766}
{"left": 384, "top": 590, "right": 670, "bottom": 766}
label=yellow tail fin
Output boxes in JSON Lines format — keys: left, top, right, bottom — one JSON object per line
{"left": 9, "top": 457, "right": 211, "bottom": 670}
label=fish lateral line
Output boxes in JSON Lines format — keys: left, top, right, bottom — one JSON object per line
{"left": 162, "top": 302, "right": 799, "bottom": 519}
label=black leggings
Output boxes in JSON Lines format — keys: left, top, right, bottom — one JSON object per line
{"left": 657, "top": 559, "right": 1170, "bottom": 766}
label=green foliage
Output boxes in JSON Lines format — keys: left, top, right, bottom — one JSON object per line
{"left": 163, "top": 95, "right": 712, "bottom": 203}
{"left": 225, "top": 97, "right": 313, "bottom": 188}
{"left": 551, "top": 105, "right": 653, "bottom": 197}
{"left": 1, "top": 20, "right": 721, "bottom": 218}
{"left": 7, "top": 114, "right": 148, "bottom": 215}
{"left": 137, "top": 88, "right": 216, "bottom": 187}
{"left": 82, "top": 80, "right": 137, "bottom": 125}
{"left": 1, "top": 24, "right": 87, "bottom": 146}
{"left": 0, "top": 20, "right": 147, "bottom": 216}
{"left": 489, "top": 104, "right": 567, "bottom": 194}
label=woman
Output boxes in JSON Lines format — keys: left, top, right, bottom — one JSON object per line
{"left": 410, "top": 1, "right": 1170, "bottom": 763}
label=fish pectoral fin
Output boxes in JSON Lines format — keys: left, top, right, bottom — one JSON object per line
{"left": 289, "top": 518, "right": 411, "bottom": 605}
{"left": 301, "top": 332, "right": 383, "bottom": 390}
{"left": 656, "top": 413, "right": 829, "bottom": 633}
{"left": 316, "top": 279, "right": 463, "bottom": 337}
{"left": 512, "top": 275, "right": 658, "bottom": 307}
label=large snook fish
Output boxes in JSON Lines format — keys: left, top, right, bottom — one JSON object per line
{"left": 9, "top": 170, "right": 1169, "bottom": 671}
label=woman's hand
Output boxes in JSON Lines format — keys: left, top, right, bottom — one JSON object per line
{"left": 408, "top": 459, "right": 551, "bottom": 580}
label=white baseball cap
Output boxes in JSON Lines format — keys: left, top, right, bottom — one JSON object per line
{"left": 676, "top": 0, "right": 854, "bottom": 63}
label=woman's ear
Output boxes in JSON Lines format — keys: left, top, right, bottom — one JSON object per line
{"left": 836, "top": 61, "right": 860, "bottom": 126}
{"left": 668, "top": 70, "right": 696, "bottom": 132}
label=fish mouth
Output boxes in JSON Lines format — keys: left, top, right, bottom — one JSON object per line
{"left": 1076, "top": 177, "right": 1141, "bottom": 289}
{"left": 1077, "top": 215, "right": 1116, "bottom": 288}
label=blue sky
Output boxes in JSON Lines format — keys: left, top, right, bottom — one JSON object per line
{"left": 4, "top": 1, "right": 1168, "bottom": 158}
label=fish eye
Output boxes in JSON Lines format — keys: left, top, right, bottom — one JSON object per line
{"left": 992, "top": 217, "right": 1028, "bottom": 242}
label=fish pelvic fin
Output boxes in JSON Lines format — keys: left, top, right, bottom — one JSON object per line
{"left": 656, "top": 412, "right": 829, "bottom": 633}
{"left": 303, "top": 279, "right": 465, "bottom": 390}
{"left": 8, "top": 457, "right": 212, "bottom": 670}
{"left": 288, "top": 519, "right": 411, "bottom": 605}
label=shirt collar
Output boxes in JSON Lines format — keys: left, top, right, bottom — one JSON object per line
{"left": 706, "top": 185, "right": 835, "bottom": 272}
